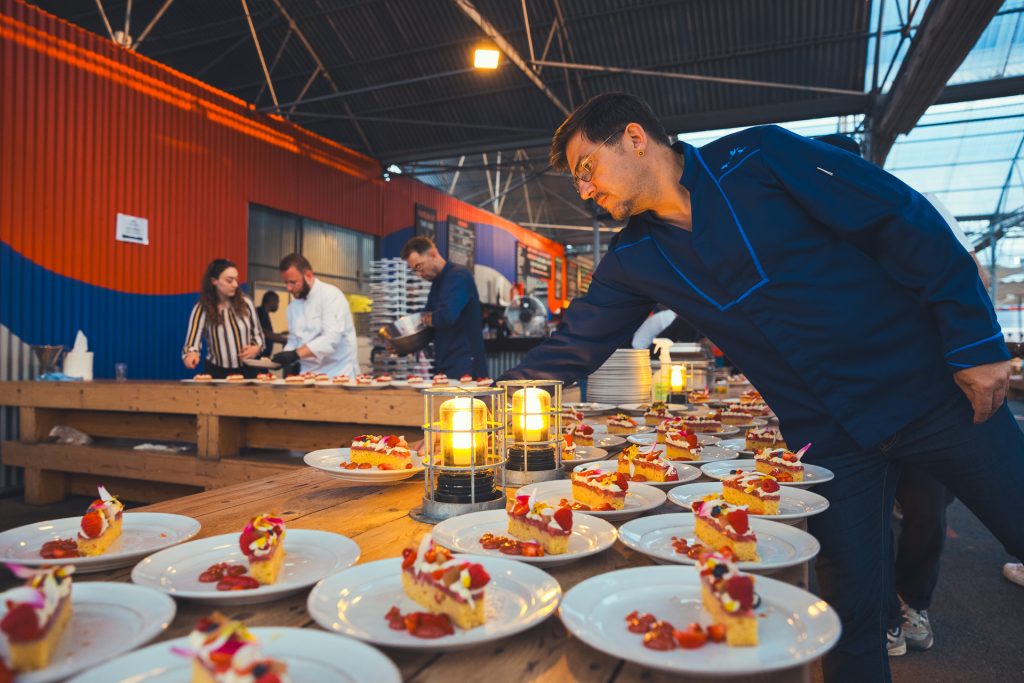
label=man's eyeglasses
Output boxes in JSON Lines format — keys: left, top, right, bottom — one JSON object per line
{"left": 571, "top": 129, "right": 623, "bottom": 194}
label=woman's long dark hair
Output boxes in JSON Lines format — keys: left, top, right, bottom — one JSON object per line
{"left": 200, "top": 259, "right": 248, "bottom": 325}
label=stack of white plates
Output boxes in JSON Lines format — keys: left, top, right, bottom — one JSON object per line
{"left": 586, "top": 348, "right": 651, "bottom": 404}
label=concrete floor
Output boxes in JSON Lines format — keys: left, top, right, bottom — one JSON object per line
{"left": 2, "top": 409, "right": 1024, "bottom": 681}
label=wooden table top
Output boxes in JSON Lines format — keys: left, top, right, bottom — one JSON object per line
{"left": 36, "top": 468, "right": 813, "bottom": 683}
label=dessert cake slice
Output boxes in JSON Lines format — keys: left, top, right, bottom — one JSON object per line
{"left": 401, "top": 536, "right": 490, "bottom": 629}
{"left": 687, "top": 388, "right": 711, "bottom": 403}
{"left": 719, "top": 409, "right": 755, "bottom": 426}
{"left": 656, "top": 416, "right": 687, "bottom": 443}
{"left": 754, "top": 444, "right": 809, "bottom": 483}
{"left": 606, "top": 413, "right": 639, "bottom": 435}
{"left": 331, "top": 374, "right": 350, "bottom": 384}
{"left": 354, "top": 374, "right": 374, "bottom": 385}
{"left": 561, "top": 408, "right": 585, "bottom": 432}
{"left": 350, "top": 434, "right": 413, "bottom": 469}
{"left": 617, "top": 445, "right": 680, "bottom": 482}
{"left": 256, "top": 372, "right": 275, "bottom": 383}
{"left": 663, "top": 429, "right": 702, "bottom": 461}
{"left": 225, "top": 374, "right": 246, "bottom": 383}
{"left": 76, "top": 485, "right": 124, "bottom": 556}
{"left": 507, "top": 493, "right": 572, "bottom": 554}
{"left": 431, "top": 373, "right": 449, "bottom": 386}
{"left": 692, "top": 496, "right": 759, "bottom": 561}
{"left": 561, "top": 434, "right": 577, "bottom": 460}
{"left": 697, "top": 551, "right": 759, "bottom": 646}
{"left": 459, "top": 374, "right": 474, "bottom": 384}
{"left": 178, "top": 612, "right": 290, "bottom": 683}
{"left": 683, "top": 414, "right": 723, "bottom": 434}
{"left": 745, "top": 427, "right": 786, "bottom": 452}
{"left": 721, "top": 471, "right": 781, "bottom": 515}
{"left": 239, "top": 514, "right": 286, "bottom": 585}
{"left": 194, "top": 374, "right": 213, "bottom": 382}
{"left": 0, "top": 564, "right": 74, "bottom": 672}
{"left": 738, "top": 390, "right": 762, "bottom": 405}
{"left": 570, "top": 422, "right": 594, "bottom": 447}
{"left": 570, "top": 469, "right": 628, "bottom": 510}
{"left": 642, "top": 401, "right": 673, "bottom": 426}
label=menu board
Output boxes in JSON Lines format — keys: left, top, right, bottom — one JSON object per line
{"left": 516, "top": 243, "right": 552, "bottom": 281}
{"left": 414, "top": 204, "right": 436, "bottom": 242}
{"left": 554, "top": 257, "right": 563, "bottom": 300}
{"left": 447, "top": 217, "right": 475, "bottom": 270}
{"left": 566, "top": 258, "right": 592, "bottom": 298}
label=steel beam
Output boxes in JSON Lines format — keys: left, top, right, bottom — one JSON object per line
{"left": 92, "top": 0, "right": 116, "bottom": 41}
{"left": 241, "top": 0, "right": 279, "bottom": 110}
{"left": 868, "top": 0, "right": 1004, "bottom": 164}
{"left": 132, "top": 0, "right": 175, "bottom": 50}
{"left": 453, "top": 0, "right": 571, "bottom": 116}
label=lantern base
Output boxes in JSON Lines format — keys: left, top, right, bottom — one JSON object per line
{"left": 414, "top": 494, "right": 507, "bottom": 524}
{"left": 502, "top": 466, "right": 564, "bottom": 487}
{"left": 432, "top": 471, "right": 503, "bottom": 504}
{"left": 505, "top": 445, "right": 557, "bottom": 471}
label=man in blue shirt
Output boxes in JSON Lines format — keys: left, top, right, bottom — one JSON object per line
{"left": 501, "top": 93, "right": 1024, "bottom": 682}
{"left": 402, "top": 236, "right": 487, "bottom": 378}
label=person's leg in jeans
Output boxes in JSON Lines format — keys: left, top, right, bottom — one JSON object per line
{"left": 888, "top": 396, "right": 1024, "bottom": 568}
{"left": 808, "top": 443, "right": 902, "bottom": 682}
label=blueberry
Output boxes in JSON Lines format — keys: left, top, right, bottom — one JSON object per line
{"left": 713, "top": 564, "right": 728, "bottom": 578}
{"left": 253, "top": 664, "right": 268, "bottom": 677}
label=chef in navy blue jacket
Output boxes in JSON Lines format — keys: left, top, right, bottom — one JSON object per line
{"left": 501, "top": 94, "right": 1024, "bottom": 682}
{"left": 402, "top": 236, "right": 488, "bottom": 379}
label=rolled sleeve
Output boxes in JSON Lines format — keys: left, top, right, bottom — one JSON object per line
{"left": 304, "top": 290, "right": 350, "bottom": 360}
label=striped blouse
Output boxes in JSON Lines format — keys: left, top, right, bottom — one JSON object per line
{"left": 182, "top": 297, "right": 266, "bottom": 369}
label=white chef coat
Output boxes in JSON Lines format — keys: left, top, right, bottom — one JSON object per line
{"left": 284, "top": 278, "right": 360, "bottom": 377}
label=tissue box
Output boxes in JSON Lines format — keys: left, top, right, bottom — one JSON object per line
{"left": 63, "top": 351, "right": 94, "bottom": 381}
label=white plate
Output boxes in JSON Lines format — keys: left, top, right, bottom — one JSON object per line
{"left": 590, "top": 423, "right": 657, "bottom": 436}
{"left": 178, "top": 379, "right": 215, "bottom": 384}
{"left": 242, "top": 357, "right": 281, "bottom": 369}
{"left": 562, "top": 445, "right": 609, "bottom": 465}
{"left": 628, "top": 432, "right": 720, "bottom": 447}
{"left": 517, "top": 479, "right": 666, "bottom": 522}
{"left": 272, "top": 378, "right": 315, "bottom": 386}
{"left": 131, "top": 529, "right": 360, "bottom": 606}
{"left": 623, "top": 443, "right": 737, "bottom": 464}
{"left": 304, "top": 448, "right": 425, "bottom": 484}
{"left": 700, "top": 460, "right": 835, "bottom": 488}
{"left": 687, "top": 424, "right": 741, "bottom": 437}
{"left": 717, "top": 437, "right": 754, "bottom": 456}
{"left": 307, "top": 556, "right": 561, "bottom": 651}
{"left": 564, "top": 402, "right": 617, "bottom": 416}
{"left": 572, "top": 460, "right": 701, "bottom": 489}
{"left": 341, "top": 380, "right": 392, "bottom": 389}
{"left": 432, "top": 509, "right": 617, "bottom": 567}
{"left": 0, "top": 513, "right": 201, "bottom": 573}
{"left": 0, "top": 582, "right": 176, "bottom": 683}
{"left": 559, "top": 565, "right": 840, "bottom": 676}
{"left": 616, "top": 403, "right": 688, "bottom": 415}
{"left": 667, "top": 482, "right": 830, "bottom": 521}
{"left": 66, "top": 627, "right": 400, "bottom": 683}
{"left": 617, "top": 513, "right": 820, "bottom": 571}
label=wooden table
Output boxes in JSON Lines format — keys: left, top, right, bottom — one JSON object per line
{"left": 0, "top": 381, "right": 574, "bottom": 504}
{"left": 41, "top": 469, "right": 815, "bottom": 683}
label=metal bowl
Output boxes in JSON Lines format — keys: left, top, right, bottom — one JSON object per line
{"left": 378, "top": 312, "right": 434, "bottom": 355}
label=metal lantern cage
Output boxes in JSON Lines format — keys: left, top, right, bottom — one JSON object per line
{"left": 499, "top": 379, "right": 563, "bottom": 486}
{"left": 416, "top": 386, "right": 507, "bottom": 522}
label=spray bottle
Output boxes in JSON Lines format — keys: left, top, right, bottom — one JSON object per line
{"left": 651, "top": 338, "right": 679, "bottom": 402}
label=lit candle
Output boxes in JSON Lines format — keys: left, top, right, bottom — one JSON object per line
{"left": 511, "top": 387, "right": 551, "bottom": 442}
{"left": 670, "top": 364, "right": 685, "bottom": 392}
{"left": 439, "top": 397, "right": 487, "bottom": 466}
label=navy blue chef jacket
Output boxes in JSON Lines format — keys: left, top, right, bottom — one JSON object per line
{"left": 425, "top": 261, "right": 488, "bottom": 378}
{"left": 503, "top": 125, "right": 1007, "bottom": 455}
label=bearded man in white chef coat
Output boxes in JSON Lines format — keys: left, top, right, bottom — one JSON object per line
{"left": 271, "top": 253, "right": 360, "bottom": 377}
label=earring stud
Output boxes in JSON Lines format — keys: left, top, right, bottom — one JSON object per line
{"left": 638, "top": 150, "right": 645, "bottom": 157}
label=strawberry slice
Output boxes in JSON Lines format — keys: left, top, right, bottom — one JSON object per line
{"left": 760, "top": 477, "right": 780, "bottom": 493}
{"left": 726, "top": 509, "right": 749, "bottom": 534}
{"left": 726, "top": 575, "right": 755, "bottom": 610}
{"left": 553, "top": 506, "right": 573, "bottom": 531}
{"left": 674, "top": 623, "right": 708, "bottom": 649}
{"left": 0, "top": 603, "right": 44, "bottom": 641}
{"left": 615, "top": 472, "right": 629, "bottom": 491}
{"left": 707, "top": 623, "right": 728, "bottom": 642}
{"left": 467, "top": 563, "right": 490, "bottom": 588}
{"left": 401, "top": 547, "right": 416, "bottom": 569}
{"left": 80, "top": 510, "right": 104, "bottom": 538}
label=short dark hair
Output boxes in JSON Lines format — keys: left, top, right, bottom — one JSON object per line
{"left": 279, "top": 253, "right": 312, "bottom": 273}
{"left": 401, "top": 236, "right": 435, "bottom": 260}
{"left": 260, "top": 290, "right": 279, "bottom": 306}
{"left": 549, "top": 93, "right": 671, "bottom": 171}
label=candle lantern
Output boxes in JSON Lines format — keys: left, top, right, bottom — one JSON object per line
{"left": 668, "top": 362, "right": 687, "bottom": 404}
{"left": 417, "top": 386, "right": 506, "bottom": 522}
{"left": 499, "top": 379, "right": 563, "bottom": 486}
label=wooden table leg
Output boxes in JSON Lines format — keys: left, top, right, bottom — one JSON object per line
{"left": 23, "top": 468, "right": 68, "bottom": 504}
{"left": 197, "top": 415, "right": 243, "bottom": 460}
{"left": 18, "top": 407, "right": 66, "bottom": 443}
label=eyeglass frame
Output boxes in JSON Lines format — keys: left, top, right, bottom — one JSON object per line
{"left": 570, "top": 128, "right": 624, "bottom": 194}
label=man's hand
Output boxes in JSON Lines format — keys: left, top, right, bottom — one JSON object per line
{"left": 272, "top": 349, "right": 300, "bottom": 366}
{"left": 183, "top": 352, "right": 200, "bottom": 369}
{"left": 953, "top": 360, "right": 1010, "bottom": 424}
{"left": 239, "top": 344, "right": 260, "bottom": 360}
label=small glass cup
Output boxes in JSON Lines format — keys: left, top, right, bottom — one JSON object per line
{"left": 115, "top": 362, "right": 127, "bottom": 382}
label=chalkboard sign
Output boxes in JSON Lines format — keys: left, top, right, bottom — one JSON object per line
{"left": 566, "top": 259, "right": 580, "bottom": 299}
{"left": 414, "top": 204, "right": 436, "bottom": 242}
{"left": 516, "top": 243, "right": 552, "bottom": 281}
{"left": 447, "top": 217, "right": 475, "bottom": 270}
{"left": 554, "top": 257, "right": 563, "bottom": 300}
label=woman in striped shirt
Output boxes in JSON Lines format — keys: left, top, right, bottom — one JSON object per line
{"left": 182, "top": 259, "right": 265, "bottom": 378}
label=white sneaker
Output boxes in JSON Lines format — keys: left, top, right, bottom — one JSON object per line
{"left": 1004, "top": 562, "right": 1024, "bottom": 587}
{"left": 886, "top": 626, "right": 906, "bottom": 656}
{"left": 902, "top": 605, "right": 934, "bottom": 651}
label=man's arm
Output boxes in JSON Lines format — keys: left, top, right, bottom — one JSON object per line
{"left": 431, "top": 271, "right": 472, "bottom": 329}
{"left": 302, "top": 289, "right": 352, "bottom": 359}
{"left": 501, "top": 251, "right": 655, "bottom": 383}
{"left": 761, "top": 126, "right": 1009, "bottom": 421}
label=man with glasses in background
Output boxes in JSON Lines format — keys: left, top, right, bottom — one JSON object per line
{"left": 401, "top": 236, "right": 487, "bottom": 379}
